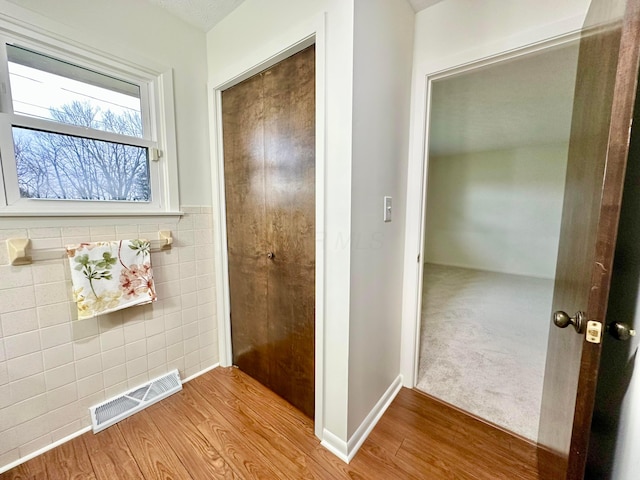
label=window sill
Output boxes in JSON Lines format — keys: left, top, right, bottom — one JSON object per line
{"left": 0, "top": 210, "right": 184, "bottom": 228}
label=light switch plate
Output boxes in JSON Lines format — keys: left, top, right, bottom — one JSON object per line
{"left": 384, "top": 196, "right": 392, "bottom": 222}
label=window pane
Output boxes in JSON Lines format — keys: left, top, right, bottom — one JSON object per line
{"left": 7, "top": 45, "right": 143, "bottom": 138}
{"left": 13, "top": 127, "right": 151, "bottom": 202}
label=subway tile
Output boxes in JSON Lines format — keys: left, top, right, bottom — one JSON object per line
{"left": 177, "top": 215, "right": 194, "bottom": 231}
{"left": 98, "top": 311, "right": 123, "bottom": 332}
{"left": 1, "top": 308, "right": 38, "bottom": 336}
{"left": 181, "top": 206, "right": 200, "bottom": 214}
{"left": 166, "top": 357, "right": 184, "bottom": 378}
{"left": 178, "top": 246, "right": 195, "bottom": 263}
{"left": 89, "top": 225, "right": 116, "bottom": 237}
{"left": 37, "top": 302, "right": 71, "bottom": 328}
{"left": 4, "top": 331, "right": 41, "bottom": 359}
{"left": 127, "top": 373, "right": 149, "bottom": 390}
{"left": 18, "top": 434, "right": 52, "bottom": 459}
{"left": 178, "top": 231, "right": 195, "bottom": 247}
{"left": 122, "top": 306, "right": 145, "bottom": 326}
{"left": 0, "top": 362, "right": 8, "bottom": 386}
{"left": 103, "top": 365, "right": 127, "bottom": 389}
{"left": 194, "top": 229, "right": 213, "bottom": 246}
{"left": 34, "top": 282, "right": 69, "bottom": 306}
{"left": 148, "top": 365, "right": 168, "bottom": 380}
{"left": 77, "top": 373, "right": 104, "bottom": 399}
{"left": 197, "top": 288, "right": 214, "bottom": 306}
{"left": 125, "top": 340, "right": 147, "bottom": 361}
{"left": 164, "top": 311, "right": 181, "bottom": 330}
{"left": 146, "top": 333, "right": 166, "bottom": 353}
{"left": 0, "top": 384, "right": 9, "bottom": 409}
{"left": 147, "top": 350, "right": 166, "bottom": 370}
{"left": 73, "top": 336, "right": 100, "bottom": 360}
{"left": 126, "top": 357, "right": 147, "bottom": 378}
{"left": 183, "top": 321, "right": 199, "bottom": 341}
{"left": 0, "top": 286, "right": 36, "bottom": 314}
{"left": 198, "top": 303, "right": 215, "bottom": 321}
{"left": 51, "top": 419, "right": 83, "bottom": 443}
{"left": 155, "top": 280, "right": 181, "bottom": 299}
{"left": 179, "top": 262, "right": 196, "bottom": 279}
{"left": 7, "top": 351, "right": 43, "bottom": 382}
{"left": 47, "top": 402, "right": 82, "bottom": 432}
{"left": 180, "top": 283, "right": 197, "bottom": 304}
{"left": 166, "top": 343, "right": 184, "bottom": 362}
{"left": 105, "top": 381, "right": 128, "bottom": 399}
{"left": 99, "top": 327, "right": 124, "bottom": 351}
{"left": 10, "top": 373, "right": 46, "bottom": 404}
{"left": 196, "top": 274, "right": 215, "bottom": 290}
{"left": 61, "top": 226, "right": 91, "bottom": 238}
{"left": 0, "top": 427, "right": 16, "bottom": 455}
{"left": 123, "top": 322, "right": 146, "bottom": 343}
{"left": 45, "top": 362, "right": 76, "bottom": 390}
{"left": 71, "top": 317, "right": 99, "bottom": 340}
{"left": 42, "top": 344, "right": 74, "bottom": 370}
{"left": 46, "top": 382, "right": 78, "bottom": 411}
{"left": 184, "top": 365, "right": 200, "bottom": 379}
{"left": 8, "top": 393, "right": 48, "bottom": 426}
{"left": 32, "top": 262, "right": 66, "bottom": 284}
{"left": 30, "top": 237, "right": 62, "bottom": 250}
{"left": 165, "top": 327, "right": 183, "bottom": 347}
{"left": 145, "top": 317, "right": 164, "bottom": 338}
{"left": 28, "top": 227, "right": 61, "bottom": 239}
{"left": 184, "top": 337, "right": 199, "bottom": 356}
{"left": 163, "top": 296, "right": 182, "bottom": 314}
{"left": 40, "top": 323, "right": 72, "bottom": 350}
{"left": 0, "top": 265, "right": 33, "bottom": 289}
{"left": 115, "top": 225, "right": 139, "bottom": 235}
{"left": 181, "top": 306, "right": 198, "bottom": 324}
{"left": 76, "top": 354, "right": 102, "bottom": 379}
{"left": 101, "top": 346, "right": 125, "bottom": 370}
{"left": 138, "top": 225, "right": 159, "bottom": 237}
{"left": 0, "top": 341, "right": 4, "bottom": 362}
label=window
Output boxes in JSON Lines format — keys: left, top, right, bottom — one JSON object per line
{"left": 0, "top": 31, "right": 179, "bottom": 215}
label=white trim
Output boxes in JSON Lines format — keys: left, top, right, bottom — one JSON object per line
{"left": 208, "top": 14, "right": 327, "bottom": 440}
{"left": 321, "top": 374, "right": 403, "bottom": 463}
{"left": 181, "top": 362, "right": 220, "bottom": 384}
{"left": 400, "top": 31, "right": 583, "bottom": 387}
{"left": 0, "top": 363, "right": 221, "bottom": 474}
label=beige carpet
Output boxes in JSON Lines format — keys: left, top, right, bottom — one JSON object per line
{"left": 416, "top": 263, "right": 553, "bottom": 441}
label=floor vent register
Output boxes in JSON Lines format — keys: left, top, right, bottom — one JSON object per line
{"left": 89, "top": 369, "right": 182, "bottom": 433}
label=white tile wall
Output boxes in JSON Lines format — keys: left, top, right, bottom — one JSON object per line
{"left": 0, "top": 207, "right": 218, "bottom": 469}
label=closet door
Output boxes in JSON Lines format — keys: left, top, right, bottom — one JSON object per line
{"left": 222, "top": 46, "right": 315, "bottom": 418}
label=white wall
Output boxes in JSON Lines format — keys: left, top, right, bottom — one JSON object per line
{"left": 424, "top": 145, "right": 568, "bottom": 279}
{"left": 400, "top": 0, "right": 592, "bottom": 384}
{"left": 3, "top": 0, "right": 211, "bottom": 206}
{"left": 347, "top": 0, "right": 414, "bottom": 437}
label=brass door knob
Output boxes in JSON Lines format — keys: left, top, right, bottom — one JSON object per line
{"left": 607, "top": 321, "right": 637, "bottom": 341}
{"left": 553, "top": 310, "right": 586, "bottom": 334}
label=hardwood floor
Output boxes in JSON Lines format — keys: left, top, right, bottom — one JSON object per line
{"left": 1, "top": 367, "right": 540, "bottom": 479}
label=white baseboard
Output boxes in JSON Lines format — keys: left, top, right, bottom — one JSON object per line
{"left": 321, "top": 374, "right": 403, "bottom": 464}
{"left": 0, "top": 363, "right": 221, "bottom": 474}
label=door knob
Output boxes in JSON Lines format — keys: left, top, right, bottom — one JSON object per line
{"left": 267, "top": 252, "right": 275, "bottom": 259}
{"left": 607, "top": 321, "right": 637, "bottom": 341}
{"left": 553, "top": 310, "right": 586, "bottom": 334}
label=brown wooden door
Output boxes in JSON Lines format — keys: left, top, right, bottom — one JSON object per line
{"left": 537, "top": 0, "right": 640, "bottom": 478}
{"left": 221, "top": 46, "right": 316, "bottom": 419}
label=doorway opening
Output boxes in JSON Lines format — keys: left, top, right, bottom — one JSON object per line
{"left": 417, "top": 40, "right": 580, "bottom": 441}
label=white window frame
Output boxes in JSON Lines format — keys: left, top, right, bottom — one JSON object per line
{"left": 0, "top": 21, "right": 180, "bottom": 216}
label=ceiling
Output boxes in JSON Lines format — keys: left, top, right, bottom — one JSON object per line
{"left": 148, "top": 0, "right": 444, "bottom": 32}
{"left": 429, "top": 42, "right": 580, "bottom": 156}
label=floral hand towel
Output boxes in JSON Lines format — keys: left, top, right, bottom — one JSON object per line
{"left": 66, "top": 240, "right": 157, "bottom": 319}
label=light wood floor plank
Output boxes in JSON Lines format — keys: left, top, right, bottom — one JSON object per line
{"left": 0, "top": 366, "right": 541, "bottom": 479}
{"left": 117, "top": 409, "right": 194, "bottom": 480}
{"left": 82, "top": 424, "right": 145, "bottom": 480}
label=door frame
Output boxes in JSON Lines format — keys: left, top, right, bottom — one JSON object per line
{"left": 399, "top": 30, "right": 582, "bottom": 388}
{"left": 208, "top": 16, "right": 326, "bottom": 438}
